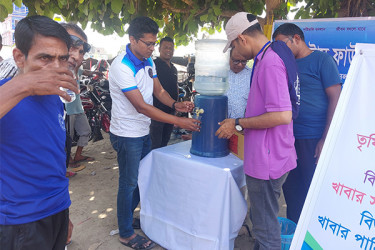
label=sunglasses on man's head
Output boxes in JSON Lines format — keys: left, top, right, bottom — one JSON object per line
{"left": 70, "top": 35, "right": 91, "bottom": 53}
{"left": 232, "top": 59, "right": 248, "bottom": 65}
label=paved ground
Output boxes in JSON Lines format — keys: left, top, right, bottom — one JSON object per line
{"left": 67, "top": 132, "right": 287, "bottom": 250}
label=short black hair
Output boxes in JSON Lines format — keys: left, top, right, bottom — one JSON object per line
{"left": 15, "top": 15, "right": 71, "bottom": 57}
{"left": 128, "top": 16, "right": 159, "bottom": 40}
{"left": 160, "top": 37, "right": 174, "bottom": 46}
{"left": 272, "top": 23, "right": 305, "bottom": 41}
{"left": 61, "top": 22, "right": 87, "bottom": 42}
{"left": 242, "top": 14, "right": 262, "bottom": 36}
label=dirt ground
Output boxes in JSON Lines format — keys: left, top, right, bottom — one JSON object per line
{"left": 67, "top": 133, "right": 287, "bottom": 250}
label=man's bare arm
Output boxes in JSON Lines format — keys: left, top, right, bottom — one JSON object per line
{"left": 0, "top": 68, "right": 78, "bottom": 119}
{"left": 153, "top": 77, "right": 194, "bottom": 113}
{"left": 216, "top": 111, "right": 292, "bottom": 139}
{"left": 124, "top": 89, "right": 199, "bottom": 131}
{"left": 314, "top": 84, "right": 341, "bottom": 161}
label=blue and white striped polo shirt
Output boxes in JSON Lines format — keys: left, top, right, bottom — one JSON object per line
{"left": 109, "top": 44, "right": 157, "bottom": 137}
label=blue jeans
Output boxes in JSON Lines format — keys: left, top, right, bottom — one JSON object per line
{"left": 246, "top": 173, "right": 288, "bottom": 250}
{"left": 109, "top": 133, "right": 151, "bottom": 238}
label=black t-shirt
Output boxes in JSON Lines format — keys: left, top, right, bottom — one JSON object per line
{"left": 153, "top": 57, "right": 178, "bottom": 113}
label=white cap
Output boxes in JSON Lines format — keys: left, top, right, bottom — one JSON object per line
{"left": 223, "top": 12, "right": 259, "bottom": 52}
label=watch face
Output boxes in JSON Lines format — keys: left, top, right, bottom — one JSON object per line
{"left": 235, "top": 125, "right": 243, "bottom": 131}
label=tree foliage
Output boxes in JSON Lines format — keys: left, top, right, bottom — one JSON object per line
{"left": 1, "top": 0, "right": 374, "bottom": 45}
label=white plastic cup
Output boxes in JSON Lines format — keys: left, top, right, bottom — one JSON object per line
{"left": 60, "top": 67, "right": 77, "bottom": 103}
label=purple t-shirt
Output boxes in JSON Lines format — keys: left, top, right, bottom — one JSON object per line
{"left": 244, "top": 47, "right": 297, "bottom": 180}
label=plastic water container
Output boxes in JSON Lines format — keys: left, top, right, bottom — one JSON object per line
{"left": 278, "top": 217, "right": 297, "bottom": 250}
{"left": 190, "top": 95, "right": 229, "bottom": 157}
{"left": 194, "top": 39, "right": 229, "bottom": 95}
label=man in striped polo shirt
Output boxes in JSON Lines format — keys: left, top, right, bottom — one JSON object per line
{"left": 109, "top": 16, "right": 199, "bottom": 249}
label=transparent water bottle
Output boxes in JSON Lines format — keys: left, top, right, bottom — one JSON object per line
{"left": 194, "top": 39, "right": 229, "bottom": 95}
{"left": 60, "top": 67, "right": 76, "bottom": 103}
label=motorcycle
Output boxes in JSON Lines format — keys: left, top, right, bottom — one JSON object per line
{"left": 69, "top": 60, "right": 112, "bottom": 146}
{"left": 173, "top": 62, "right": 197, "bottom": 138}
{"left": 79, "top": 76, "right": 112, "bottom": 143}
{"left": 178, "top": 62, "right": 197, "bottom": 103}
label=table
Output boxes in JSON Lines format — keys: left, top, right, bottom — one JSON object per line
{"left": 138, "top": 141, "right": 247, "bottom": 250}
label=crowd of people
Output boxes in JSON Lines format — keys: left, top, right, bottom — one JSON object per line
{"left": 0, "top": 11, "right": 341, "bottom": 250}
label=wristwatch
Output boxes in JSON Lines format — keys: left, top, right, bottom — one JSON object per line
{"left": 235, "top": 118, "right": 243, "bottom": 132}
{"left": 171, "top": 101, "right": 177, "bottom": 111}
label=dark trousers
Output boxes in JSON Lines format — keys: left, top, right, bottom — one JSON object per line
{"left": 0, "top": 209, "right": 69, "bottom": 250}
{"left": 282, "top": 138, "right": 320, "bottom": 223}
{"left": 150, "top": 119, "right": 174, "bottom": 149}
{"left": 247, "top": 173, "right": 288, "bottom": 250}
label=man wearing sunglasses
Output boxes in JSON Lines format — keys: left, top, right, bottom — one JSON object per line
{"left": 226, "top": 47, "right": 251, "bottom": 119}
{"left": 61, "top": 23, "right": 94, "bottom": 170}
{"left": 109, "top": 16, "right": 200, "bottom": 249}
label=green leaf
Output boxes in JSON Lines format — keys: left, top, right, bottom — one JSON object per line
{"left": 1, "top": 0, "right": 12, "bottom": 14}
{"left": 79, "top": 0, "right": 84, "bottom": 4}
{"left": 60, "top": 0, "right": 67, "bottom": 6}
{"left": 0, "top": 5, "right": 9, "bottom": 22}
{"left": 88, "top": 9, "right": 94, "bottom": 20}
{"left": 187, "top": 20, "right": 197, "bottom": 32}
{"left": 44, "top": 5, "right": 54, "bottom": 18}
{"left": 57, "top": 0, "right": 63, "bottom": 9}
{"left": 111, "top": 0, "right": 123, "bottom": 14}
{"left": 81, "top": 20, "right": 88, "bottom": 30}
{"left": 200, "top": 14, "right": 208, "bottom": 22}
{"left": 35, "top": 1, "right": 44, "bottom": 14}
{"left": 116, "top": 29, "right": 125, "bottom": 37}
{"left": 14, "top": 0, "right": 23, "bottom": 7}
{"left": 212, "top": 5, "right": 221, "bottom": 16}
{"left": 83, "top": 4, "right": 88, "bottom": 15}
{"left": 128, "top": 0, "right": 135, "bottom": 15}
{"left": 294, "top": 8, "right": 304, "bottom": 19}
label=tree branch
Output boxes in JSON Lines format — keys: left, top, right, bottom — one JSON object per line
{"left": 181, "top": 0, "right": 194, "bottom": 7}
{"left": 160, "top": 0, "right": 190, "bottom": 13}
{"left": 220, "top": 10, "right": 239, "bottom": 18}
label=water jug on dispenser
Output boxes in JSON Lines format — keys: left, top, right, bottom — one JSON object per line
{"left": 190, "top": 39, "right": 230, "bottom": 158}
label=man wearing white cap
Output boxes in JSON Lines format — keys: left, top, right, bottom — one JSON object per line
{"left": 216, "top": 12, "right": 297, "bottom": 250}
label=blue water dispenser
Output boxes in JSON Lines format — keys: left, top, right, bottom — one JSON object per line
{"left": 190, "top": 39, "right": 230, "bottom": 158}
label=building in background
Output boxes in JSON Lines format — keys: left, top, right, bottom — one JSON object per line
{"left": 1, "top": 4, "right": 28, "bottom": 46}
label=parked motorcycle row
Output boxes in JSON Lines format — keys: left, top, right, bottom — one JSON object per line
{"left": 70, "top": 60, "right": 112, "bottom": 145}
{"left": 173, "top": 62, "right": 197, "bottom": 138}
{"left": 70, "top": 60, "right": 196, "bottom": 145}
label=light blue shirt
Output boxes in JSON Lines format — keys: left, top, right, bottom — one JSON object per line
{"left": 225, "top": 66, "right": 252, "bottom": 118}
{"left": 65, "top": 68, "right": 84, "bottom": 115}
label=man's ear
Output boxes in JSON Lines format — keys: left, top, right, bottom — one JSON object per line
{"left": 237, "top": 34, "right": 247, "bottom": 45}
{"left": 129, "top": 36, "right": 136, "bottom": 45}
{"left": 293, "top": 34, "right": 302, "bottom": 44}
{"left": 13, "top": 48, "right": 25, "bottom": 69}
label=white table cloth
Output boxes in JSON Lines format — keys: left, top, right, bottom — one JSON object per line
{"left": 138, "top": 141, "right": 247, "bottom": 250}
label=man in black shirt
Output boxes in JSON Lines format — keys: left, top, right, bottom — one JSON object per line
{"left": 150, "top": 37, "right": 178, "bottom": 149}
